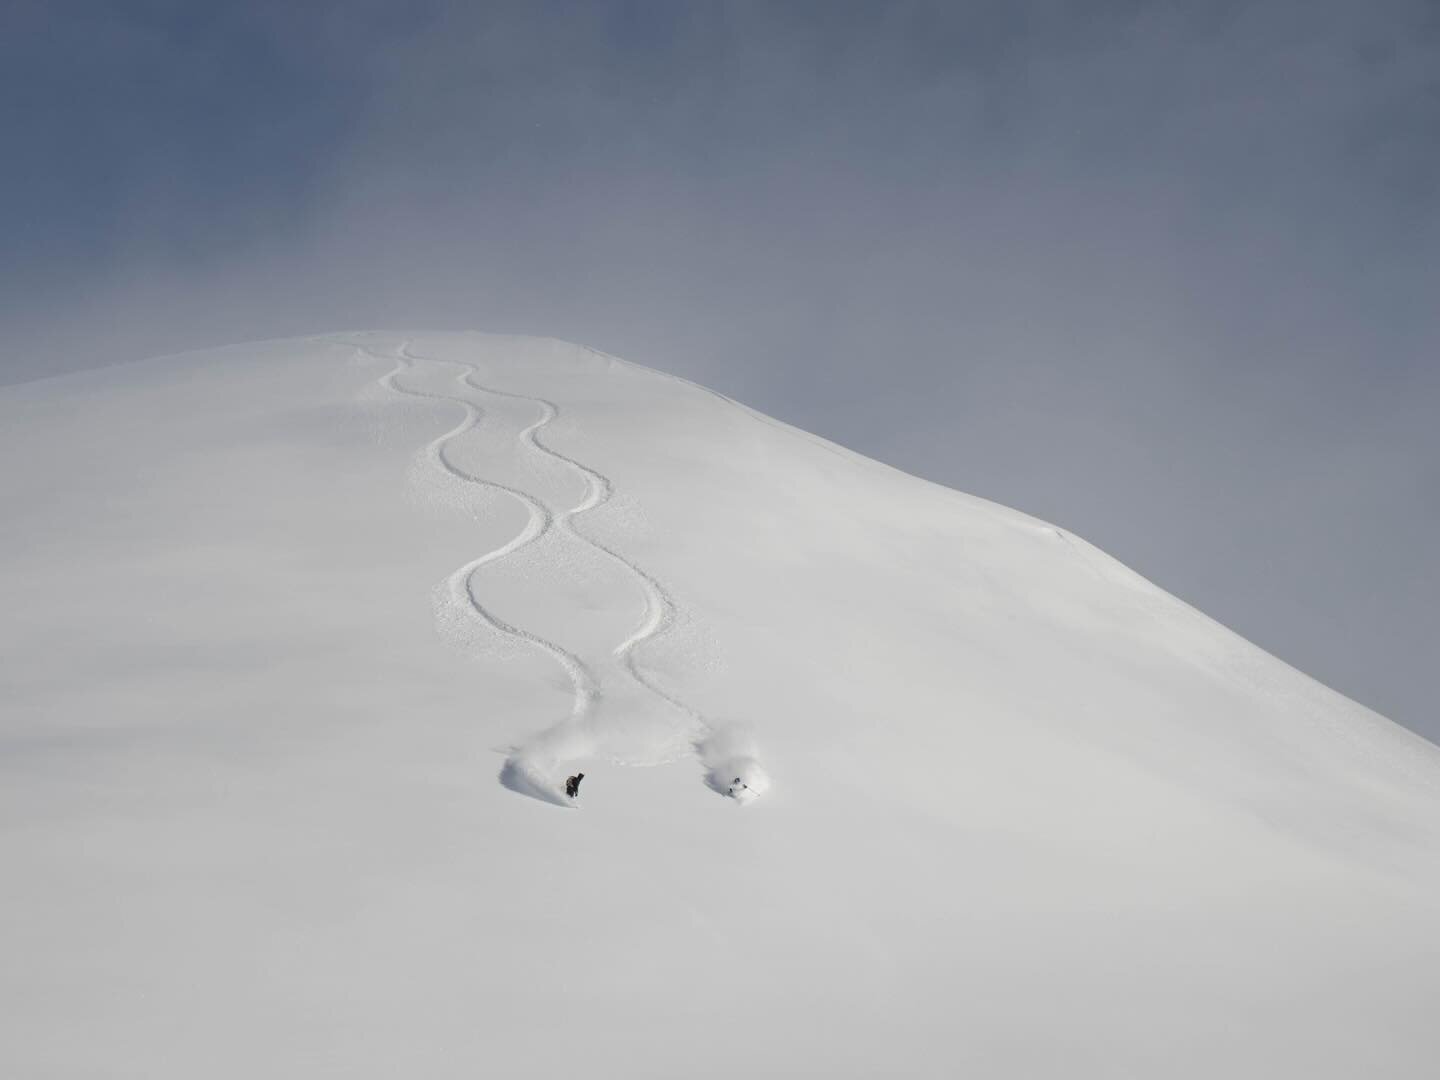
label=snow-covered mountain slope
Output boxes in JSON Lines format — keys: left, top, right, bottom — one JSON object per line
{"left": 2, "top": 332, "right": 1437, "bottom": 1078}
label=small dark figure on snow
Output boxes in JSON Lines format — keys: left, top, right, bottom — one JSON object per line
{"left": 565, "top": 773, "right": 584, "bottom": 799}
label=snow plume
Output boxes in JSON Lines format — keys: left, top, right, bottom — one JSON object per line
{"left": 699, "top": 725, "right": 771, "bottom": 805}
{"left": 499, "top": 725, "right": 594, "bottom": 808}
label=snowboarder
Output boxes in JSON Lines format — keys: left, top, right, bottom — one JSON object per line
{"left": 727, "top": 777, "right": 749, "bottom": 798}
{"left": 565, "top": 773, "right": 584, "bottom": 799}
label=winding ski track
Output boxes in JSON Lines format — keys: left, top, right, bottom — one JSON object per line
{"left": 453, "top": 360, "right": 709, "bottom": 740}
{"left": 361, "top": 335, "right": 716, "bottom": 799}
{"left": 362, "top": 342, "right": 599, "bottom": 724}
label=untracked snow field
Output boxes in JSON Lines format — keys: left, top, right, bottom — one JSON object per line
{"left": 2, "top": 332, "right": 1438, "bottom": 1078}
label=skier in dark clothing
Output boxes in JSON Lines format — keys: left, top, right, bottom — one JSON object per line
{"left": 565, "top": 773, "right": 584, "bottom": 799}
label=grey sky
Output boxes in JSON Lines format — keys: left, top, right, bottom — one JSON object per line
{"left": 3, "top": 1, "right": 1437, "bottom": 738}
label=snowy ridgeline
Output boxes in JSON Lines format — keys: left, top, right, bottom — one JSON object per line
{"left": 1, "top": 331, "right": 1438, "bottom": 1079}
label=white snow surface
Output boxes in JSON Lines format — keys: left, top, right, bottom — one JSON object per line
{"left": 2, "top": 331, "right": 1438, "bottom": 1078}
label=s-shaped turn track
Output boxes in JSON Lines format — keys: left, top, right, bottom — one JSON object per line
{"left": 365, "top": 342, "right": 599, "bottom": 730}
{"left": 364, "top": 339, "right": 712, "bottom": 801}
{"left": 453, "top": 357, "right": 708, "bottom": 737}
